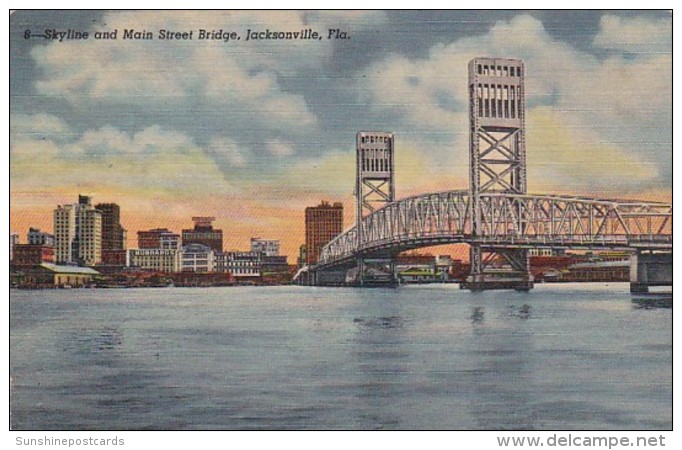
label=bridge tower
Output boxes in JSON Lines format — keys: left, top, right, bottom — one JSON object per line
{"left": 354, "top": 131, "right": 396, "bottom": 286}
{"left": 463, "top": 57, "right": 533, "bottom": 291}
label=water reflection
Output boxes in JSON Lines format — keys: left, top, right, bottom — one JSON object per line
{"left": 353, "top": 316, "right": 404, "bottom": 330}
{"left": 468, "top": 300, "right": 536, "bottom": 430}
{"left": 470, "top": 307, "right": 485, "bottom": 324}
{"left": 507, "top": 304, "right": 532, "bottom": 320}
{"left": 631, "top": 296, "right": 673, "bottom": 310}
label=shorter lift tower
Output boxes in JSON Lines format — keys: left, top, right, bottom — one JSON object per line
{"left": 463, "top": 57, "right": 533, "bottom": 290}
{"left": 355, "top": 131, "right": 396, "bottom": 286}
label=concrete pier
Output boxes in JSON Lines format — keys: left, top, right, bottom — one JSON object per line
{"left": 630, "top": 250, "right": 672, "bottom": 293}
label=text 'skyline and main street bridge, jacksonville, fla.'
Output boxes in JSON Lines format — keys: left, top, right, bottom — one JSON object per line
{"left": 294, "top": 57, "right": 672, "bottom": 292}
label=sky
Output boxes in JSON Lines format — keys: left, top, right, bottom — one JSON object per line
{"left": 9, "top": 10, "right": 672, "bottom": 259}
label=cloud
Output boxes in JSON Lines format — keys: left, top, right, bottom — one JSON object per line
{"left": 207, "top": 136, "right": 248, "bottom": 168}
{"left": 526, "top": 107, "right": 658, "bottom": 193}
{"left": 10, "top": 119, "right": 235, "bottom": 201}
{"left": 26, "top": 10, "right": 392, "bottom": 180}
{"left": 357, "top": 14, "right": 671, "bottom": 195}
{"left": 593, "top": 15, "right": 672, "bottom": 54}
{"left": 10, "top": 113, "right": 74, "bottom": 142}
{"left": 266, "top": 139, "right": 295, "bottom": 157}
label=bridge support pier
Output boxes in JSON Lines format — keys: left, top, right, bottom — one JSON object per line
{"left": 630, "top": 250, "right": 672, "bottom": 293}
{"left": 311, "top": 268, "right": 349, "bottom": 286}
{"left": 462, "top": 246, "right": 534, "bottom": 291}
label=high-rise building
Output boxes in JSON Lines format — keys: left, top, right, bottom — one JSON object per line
{"left": 54, "top": 195, "right": 102, "bottom": 266}
{"left": 182, "top": 217, "right": 223, "bottom": 253}
{"left": 250, "top": 238, "right": 280, "bottom": 257}
{"left": 95, "top": 203, "right": 126, "bottom": 251}
{"left": 305, "top": 201, "right": 343, "bottom": 265}
{"left": 54, "top": 204, "right": 76, "bottom": 263}
{"left": 27, "top": 228, "right": 55, "bottom": 247}
{"left": 137, "top": 228, "right": 181, "bottom": 250}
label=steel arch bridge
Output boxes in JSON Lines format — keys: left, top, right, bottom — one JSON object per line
{"left": 299, "top": 57, "right": 671, "bottom": 291}
{"left": 318, "top": 190, "right": 672, "bottom": 269}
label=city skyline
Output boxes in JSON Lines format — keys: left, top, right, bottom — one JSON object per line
{"left": 10, "top": 11, "right": 672, "bottom": 260}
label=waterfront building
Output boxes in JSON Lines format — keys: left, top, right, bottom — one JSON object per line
{"left": 180, "top": 243, "right": 215, "bottom": 273}
{"left": 16, "top": 263, "right": 99, "bottom": 288}
{"left": 305, "top": 201, "right": 343, "bottom": 265}
{"left": 54, "top": 195, "right": 102, "bottom": 266}
{"left": 217, "top": 251, "right": 261, "bottom": 279}
{"left": 27, "top": 228, "right": 55, "bottom": 247}
{"left": 10, "top": 232, "right": 19, "bottom": 261}
{"left": 435, "top": 255, "right": 457, "bottom": 280}
{"left": 95, "top": 203, "right": 126, "bottom": 250}
{"left": 127, "top": 248, "right": 181, "bottom": 273}
{"left": 261, "top": 255, "right": 289, "bottom": 273}
{"left": 250, "top": 238, "right": 280, "bottom": 257}
{"left": 11, "top": 244, "right": 54, "bottom": 266}
{"left": 182, "top": 217, "right": 223, "bottom": 253}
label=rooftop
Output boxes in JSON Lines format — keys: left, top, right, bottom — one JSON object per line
{"left": 40, "top": 263, "right": 100, "bottom": 275}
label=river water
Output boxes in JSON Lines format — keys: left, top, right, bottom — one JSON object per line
{"left": 10, "top": 283, "right": 671, "bottom": 430}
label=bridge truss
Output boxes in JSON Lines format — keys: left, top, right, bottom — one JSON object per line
{"left": 319, "top": 191, "right": 671, "bottom": 268}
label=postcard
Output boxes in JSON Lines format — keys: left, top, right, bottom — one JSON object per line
{"left": 9, "top": 10, "right": 672, "bottom": 436}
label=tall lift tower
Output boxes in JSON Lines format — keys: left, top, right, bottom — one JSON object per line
{"left": 354, "top": 131, "right": 396, "bottom": 286}
{"left": 463, "top": 57, "right": 533, "bottom": 290}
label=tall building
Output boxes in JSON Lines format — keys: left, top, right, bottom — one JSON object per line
{"left": 305, "top": 201, "right": 343, "bottom": 265}
{"left": 182, "top": 217, "right": 223, "bottom": 253}
{"left": 137, "top": 228, "right": 181, "bottom": 250}
{"left": 95, "top": 203, "right": 126, "bottom": 251}
{"left": 54, "top": 195, "right": 102, "bottom": 266}
{"left": 54, "top": 204, "right": 76, "bottom": 264}
{"left": 250, "top": 238, "right": 280, "bottom": 257}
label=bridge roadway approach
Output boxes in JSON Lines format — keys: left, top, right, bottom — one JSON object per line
{"left": 297, "top": 190, "right": 671, "bottom": 292}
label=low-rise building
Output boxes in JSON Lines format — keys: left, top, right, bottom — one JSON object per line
{"left": 261, "top": 255, "right": 289, "bottom": 273}
{"left": 217, "top": 251, "right": 261, "bottom": 279}
{"left": 181, "top": 243, "right": 215, "bottom": 273}
{"left": 398, "top": 268, "right": 438, "bottom": 284}
{"left": 15, "top": 263, "right": 99, "bottom": 288}
{"left": 11, "top": 244, "right": 54, "bottom": 266}
{"left": 27, "top": 228, "right": 55, "bottom": 247}
{"left": 128, "top": 248, "right": 181, "bottom": 273}
{"left": 435, "top": 255, "right": 457, "bottom": 280}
